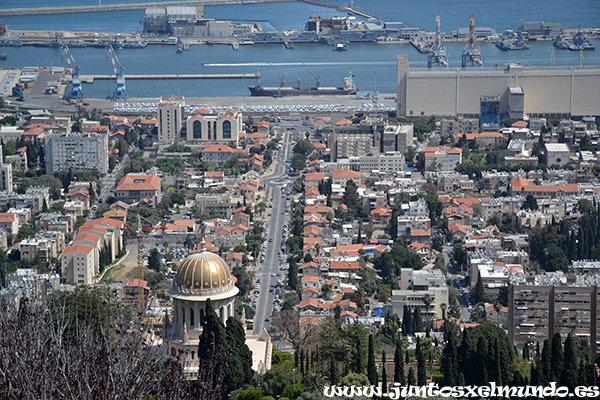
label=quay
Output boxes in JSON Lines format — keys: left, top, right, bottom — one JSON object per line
{"left": 0, "top": 0, "right": 293, "bottom": 17}
{"left": 80, "top": 73, "right": 261, "bottom": 83}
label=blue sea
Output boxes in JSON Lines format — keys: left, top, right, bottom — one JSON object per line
{"left": 0, "top": 0, "right": 599, "bottom": 98}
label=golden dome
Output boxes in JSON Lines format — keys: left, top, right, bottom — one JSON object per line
{"left": 174, "top": 251, "right": 234, "bottom": 295}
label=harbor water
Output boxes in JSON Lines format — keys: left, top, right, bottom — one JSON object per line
{"left": 0, "top": 0, "right": 599, "bottom": 98}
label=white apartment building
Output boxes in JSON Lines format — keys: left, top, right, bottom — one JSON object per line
{"left": 45, "top": 132, "right": 109, "bottom": 175}
{"left": 392, "top": 268, "right": 449, "bottom": 321}
{"left": 358, "top": 152, "right": 406, "bottom": 175}
{"left": 158, "top": 96, "right": 185, "bottom": 142}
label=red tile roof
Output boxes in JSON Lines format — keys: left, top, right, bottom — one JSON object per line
{"left": 116, "top": 175, "right": 161, "bottom": 192}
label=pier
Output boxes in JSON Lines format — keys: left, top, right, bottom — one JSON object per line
{"left": 80, "top": 73, "right": 260, "bottom": 83}
{"left": 0, "top": 0, "right": 294, "bottom": 17}
{"left": 299, "top": 0, "right": 380, "bottom": 20}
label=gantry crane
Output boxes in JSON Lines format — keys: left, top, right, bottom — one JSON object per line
{"left": 106, "top": 42, "right": 128, "bottom": 100}
{"left": 462, "top": 14, "right": 483, "bottom": 68}
{"left": 61, "top": 43, "right": 84, "bottom": 102}
{"left": 428, "top": 16, "right": 448, "bottom": 68}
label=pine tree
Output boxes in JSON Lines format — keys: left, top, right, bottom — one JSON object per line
{"left": 355, "top": 338, "right": 364, "bottom": 374}
{"left": 407, "top": 367, "right": 416, "bottom": 386}
{"left": 562, "top": 333, "right": 578, "bottom": 390}
{"left": 367, "top": 334, "right": 377, "bottom": 385}
{"left": 330, "top": 355, "right": 338, "bottom": 385}
{"left": 381, "top": 350, "right": 388, "bottom": 391}
{"left": 416, "top": 337, "right": 427, "bottom": 385}
{"left": 551, "top": 333, "right": 564, "bottom": 383}
{"left": 394, "top": 339, "right": 405, "bottom": 385}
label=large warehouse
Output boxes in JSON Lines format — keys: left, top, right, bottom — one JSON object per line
{"left": 396, "top": 55, "right": 600, "bottom": 119}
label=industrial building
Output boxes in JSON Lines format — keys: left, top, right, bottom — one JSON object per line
{"left": 45, "top": 132, "right": 108, "bottom": 175}
{"left": 396, "top": 55, "right": 600, "bottom": 119}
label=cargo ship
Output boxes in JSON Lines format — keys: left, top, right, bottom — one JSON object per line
{"left": 249, "top": 73, "right": 357, "bottom": 97}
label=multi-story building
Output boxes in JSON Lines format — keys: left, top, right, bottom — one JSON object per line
{"left": 424, "top": 146, "right": 462, "bottom": 172}
{"left": 440, "top": 116, "right": 479, "bottom": 136}
{"left": 544, "top": 143, "right": 571, "bottom": 166}
{"left": 397, "top": 215, "right": 431, "bottom": 239}
{"left": 45, "top": 132, "right": 108, "bottom": 175}
{"left": 380, "top": 123, "right": 414, "bottom": 154}
{"left": 392, "top": 268, "right": 449, "bottom": 322}
{"left": 358, "top": 152, "right": 406, "bottom": 175}
{"left": 5, "top": 146, "right": 27, "bottom": 173}
{"left": 158, "top": 96, "right": 185, "bottom": 142}
{"left": 0, "top": 145, "right": 13, "bottom": 193}
{"left": 115, "top": 174, "right": 162, "bottom": 206}
{"left": 61, "top": 244, "right": 98, "bottom": 284}
{"left": 330, "top": 134, "right": 377, "bottom": 162}
{"left": 195, "top": 193, "right": 244, "bottom": 218}
{"left": 185, "top": 109, "right": 242, "bottom": 146}
{"left": 508, "top": 272, "right": 600, "bottom": 356}
{"left": 20, "top": 231, "right": 65, "bottom": 264}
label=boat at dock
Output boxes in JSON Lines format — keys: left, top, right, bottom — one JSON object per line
{"left": 495, "top": 32, "right": 529, "bottom": 51}
{"left": 553, "top": 31, "right": 595, "bottom": 51}
{"left": 249, "top": 72, "right": 357, "bottom": 97}
{"left": 410, "top": 39, "right": 432, "bottom": 53}
{"left": 284, "top": 41, "right": 294, "bottom": 49}
{"left": 332, "top": 40, "right": 348, "bottom": 51}
{"left": 231, "top": 41, "right": 240, "bottom": 50}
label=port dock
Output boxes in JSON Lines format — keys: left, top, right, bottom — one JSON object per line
{"left": 80, "top": 73, "right": 260, "bottom": 84}
{"left": 0, "top": 0, "right": 294, "bottom": 17}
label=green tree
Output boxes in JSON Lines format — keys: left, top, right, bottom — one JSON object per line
{"left": 521, "top": 194, "right": 538, "bottom": 211}
{"left": 402, "top": 305, "right": 413, "bottom": 335}
{"left": 225, "top": 317, "right": 254, "bottom": 390}
{"left": 541, "top": 339, "right": 551, "bottom": 385}
{"left": 198, "top": 299, "right": 227, "bottom": 379}
{"left": 381, "top": 350, "right": 388, "bottom": 391}
{"left": 354, "top": 337, "right": 364, "bottom": 374}
{"left": 394, "top": 339, "right": 405, "bottom": 385}
{"left": 416, "top": 337, "right": 427, "bottom": 385}
{"left": 561, "top": 333, "right": 578, "bottom": 390}
{"left": 413, "top": 307, "right": 424, "bottom": 332}
{"left": 367, "top": 334, "right": 377, "bottom": 385}
{"left": 148, "top": 248, "right": 162, "bottom": 272}
{"left": 342, "top": 180, "right": 359, "bottom": 210}
{"left": 329, "top": 355, "right": 338, "bottom": 385}
{"left": 473, "top": 277, "right": 485, "bottom": 305}
{"left": 407, "top": 367, "right": 416, "bottom": 386}
{"left": 442, "top": 322, "right": 458, "bottom": 385}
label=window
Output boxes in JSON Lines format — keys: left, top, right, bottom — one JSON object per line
{"left": 208, "top": 121, "right": 212, "bottom": 140}
{"left": 190, "top": 307, "right": 195, "bottom": 327}
{"left": 222, "top": 120, "right": 232, "bottom": 139}
{"left": 193, "top": 120, "right": 202, "bottom": 139}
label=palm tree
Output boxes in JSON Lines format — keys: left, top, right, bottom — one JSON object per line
{"left": 304, "top": 373, "right": 328, "bottom": 393}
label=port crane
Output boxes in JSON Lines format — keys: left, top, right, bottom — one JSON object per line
{"left": 61, "top": 43, "right": 84, "bottom": 102}
{"left": 428, "top": 16, "right": 448, "bottom": 68}
{"left": 303, "top": 63, "right": 322, "bottom": 88}
{"left": 462, "top": 14, "right": 483, "bottom": 68}
{"left": 269, "top": 62, "right": 286, "bottom": 88}
{"left": 106, "top": 42, "right": 128, "bottom": 100}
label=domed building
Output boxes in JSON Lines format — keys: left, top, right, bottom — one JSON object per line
{"left": 163, "top": 251, "right": 239, "bottom": 377}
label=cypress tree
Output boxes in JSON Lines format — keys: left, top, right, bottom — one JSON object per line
{"left": 530, "top": 364, "right": 540, "bottom": 386}
{"left": 198, "top": 299, "right": 227, "bottom": 376}
{"left": 512, "top": 369, "right": 525, "bottom": 386}
{"left": 577, "top": 360, "right": 587, "bottom": 386}
{"left": 458, "top": 328, "right": 474, "bottom": 384}
{"left": 523, "top": 343, "right": 530, "bottom": 360}
{"left": 225, "top": 317, "right": 254, "bottom": 390}
{"left": 330, "top": 355, "right": 338, "bottom": 385}
{"left": 406, "top": 350, "right": 410, "bottom": 366}
{"left": 475, "top": 336, "right": 488, "bottom": 386}
{"left": 587, "top": 361, "right": 597, "bottom": 386}
{"left": 540, "top": 340, "right": 551, "bottom": 385}
{"left": 367, "top": 334, "right": 377, "bottom": 385}
{"left": 562, "top": 333, "right": 578, "bottom": 389}
{"left": 551, "top": 333, "right": 564, "bottom": 383}
{"left": 311, "top": 350, "right": 315, "bottom": 372}
{"left": 305, "top": 348, "right": 310, "bottom": 374}
{"left": 474, "top": 277, "right": 485, "bottom": 305}
{"left": 494, "top": 338, "right": 502, "bottom": 385}
{"left": 394, "top": 339, "right": 405, "bottom": 385}
{"left": 413, "top": 307, "right": 424, "bottom": 332}
{"left": 355, "top": 338, "right": 364, "bottom": 374}
{"left": 416, "top": 337, "right": 427, "bottom": 385}
{"left": 402, "top": 306, "right": 413, "bottom": 335}
{"left": 407, "top": 367, "right": 416, "bottom": 386}
{"left": 300, "top": 348, "right": 305, "bottom": 376}
{"left": 381, "top": 350, "right": 388, "bottom": 391}
{"left": 294, "top": 350, "right": 298, "bottom": 369}
{"left": 442, "top": 326, "right": 457, "bottom": 385}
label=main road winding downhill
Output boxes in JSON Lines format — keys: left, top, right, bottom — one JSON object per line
{"left": 252, "top": 130, "right": 294, "bottom": 334}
